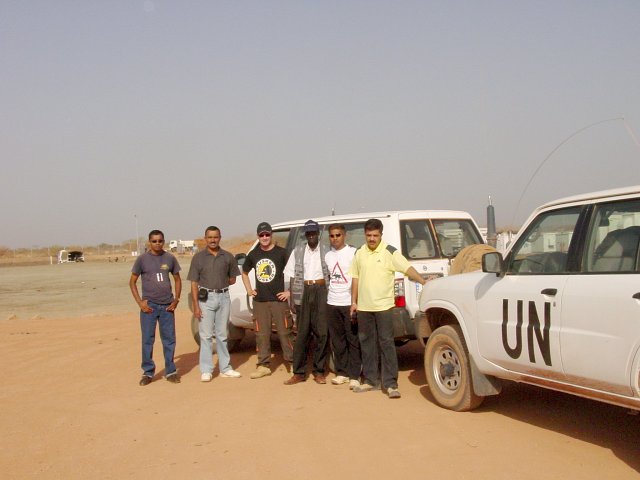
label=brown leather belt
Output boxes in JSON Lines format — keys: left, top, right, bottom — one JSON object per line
{"left": 304, "top": 279, "right": 326, "bottom": 285}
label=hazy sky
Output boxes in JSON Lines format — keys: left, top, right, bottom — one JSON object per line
{"left": 2, "top": 1, "right": 639, "bottom": 248}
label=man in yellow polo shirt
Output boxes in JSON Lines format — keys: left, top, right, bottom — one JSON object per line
{"left": 349, "top": 219, "right": 426, "bottom": 398}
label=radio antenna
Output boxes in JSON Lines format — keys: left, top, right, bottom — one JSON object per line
{"left": 510, "top": 116, "right": 640, "bottom": 228}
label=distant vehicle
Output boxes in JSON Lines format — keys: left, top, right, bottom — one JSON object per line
{"left": 419, "top": 185, "right": 640, "bottom": 412}
{"left": 169, "top": 239, "right": 195, "bottom": 253}
{"left": 57, "top": 250, "right": 84, "bottom": 263}
{"left": 189, "top": 209, "right": 485, "bottom": 352}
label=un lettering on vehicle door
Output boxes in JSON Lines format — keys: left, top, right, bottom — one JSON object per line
{"left": 475, "top": 275, "right": 566, "bottom": 377}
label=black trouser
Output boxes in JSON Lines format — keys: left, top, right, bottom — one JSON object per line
{"left": 327, "top": 304, "right": 361, "bottom": 380}
{"left": 358, "top": 308, "right": 398, "bottom": 390}
{"left": 292, "top": 284, "right": 328, "bottom": 376}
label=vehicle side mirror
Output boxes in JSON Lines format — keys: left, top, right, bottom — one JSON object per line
{"left": 235, "top": 253, "right": 246, "bottom": 267}
{"left": 482, "top": 252, "right": 504, "bottom": 276}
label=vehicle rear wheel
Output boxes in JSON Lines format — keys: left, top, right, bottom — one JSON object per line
{"left": 424, "top": 325, "right": 484, "bottom": 411}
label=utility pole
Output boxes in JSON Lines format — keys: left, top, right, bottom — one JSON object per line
{"left": 134, "top": 214, "right": 140, "bottom": 255}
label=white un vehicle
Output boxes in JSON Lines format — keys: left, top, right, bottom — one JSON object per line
{"left": 418, "top": 186, "right": 640, "bottom": 412}
{"left": 191, "top": 210, "right": 484, "bottom": 351}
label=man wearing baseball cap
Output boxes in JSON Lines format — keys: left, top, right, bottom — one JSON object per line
{"left": 241, "top": 222, "right": 294, "bottom": 379}
{"left": 282, "top": 220, "right": 331, "bottom": 385}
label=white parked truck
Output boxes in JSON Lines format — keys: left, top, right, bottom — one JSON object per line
{"left": 169, "top": 239, "right": 195, "bottom": 253}
{"left": 189, "top": 209, "right": 485, "bottom": 352}
{"left": 419, "top": 185, "right": 640, "bottom": 412}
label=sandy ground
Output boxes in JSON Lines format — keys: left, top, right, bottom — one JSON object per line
{"left": 1, "top": 260, "right": 639, "bottom": 479}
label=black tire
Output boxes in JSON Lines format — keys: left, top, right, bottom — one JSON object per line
{"left": 424, "top": 325, "right": 484, "bottom": 411}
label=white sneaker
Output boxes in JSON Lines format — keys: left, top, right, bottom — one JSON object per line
{"left": 331, "top": 375, "right": 349, "bottom": 385}
{"left": 221, "top": 369, "right": 242, "bottom": 378}
{"left": 201, "top": 373, "right": 213, "bottom": 382}
{"left": 387, "top": 387, "right": 401, "bottom": 399}
{"left": 349, "top": 379, "right": 361, "bottom": 390}
{"left": 353, "top": 383, "right": 375, "bottom": 393}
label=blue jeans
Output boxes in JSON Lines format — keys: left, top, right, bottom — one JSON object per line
{"left": 198, "top": 291, "right": 232, "bottom": 374}
{"left": 140, "top": 301, "right": 177, "bottom": 377}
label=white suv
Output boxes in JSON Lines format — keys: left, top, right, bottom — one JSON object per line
{"left": 419, "top": 186, "right": 640, "bottom": 412}
{"left": 191, "top": 210, "right": 484, "bottom": 351}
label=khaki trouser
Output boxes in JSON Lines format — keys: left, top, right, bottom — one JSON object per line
{"left": 253, "top": 301, "right": 294, "bottom": 367}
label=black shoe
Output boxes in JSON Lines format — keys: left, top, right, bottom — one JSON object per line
{"left": 139, "top": 376, "right": 152, "bottom": 386}
{"left": 166, "top": 374, "right": 181, "bottom": 384}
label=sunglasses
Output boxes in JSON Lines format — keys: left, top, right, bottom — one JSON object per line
{"left": 150, "top": 240, "right": 164, "bottom": 244}
{"left": 329, "top": 234, "right": 343, "bottom": 238}
{"left": 258, "top": 232, "right": 271, "bottom": 238}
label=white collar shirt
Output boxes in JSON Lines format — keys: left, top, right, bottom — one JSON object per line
{"left": 283, "top": 244, "right": 325, "bottom": 281}
{"left": 303, "top": 244, "right": 324, "bottom": 280}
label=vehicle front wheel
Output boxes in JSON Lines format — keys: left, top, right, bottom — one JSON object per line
{"left": 188, "top": 296, "right": 245, "bottom": 353}
{"left": 189, "top": 315, "right": 244, "bottom": 353}
{"left": 424, "top": 325, "right": 484, "bottom": 411}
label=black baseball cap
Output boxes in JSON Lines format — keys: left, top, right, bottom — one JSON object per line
{"left": 256, "top": 222, "right": 272, "bottom": 235}
{"left": 303, "top": 220, "right": 320, "bottom": 233}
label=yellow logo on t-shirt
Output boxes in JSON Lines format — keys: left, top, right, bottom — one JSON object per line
{"left": 256, "top": 259, "right": 276, "bottom": 283}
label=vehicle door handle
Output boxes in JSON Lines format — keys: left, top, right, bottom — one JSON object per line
{"left": 633, "top": 292, "right": 640, "bottom": 300}
{"left": 541, "top": 288, "right": 557, "bottom": 296}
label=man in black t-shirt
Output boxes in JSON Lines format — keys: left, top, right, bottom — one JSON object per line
{"left": 241, "top": 222, "right": 294, "bottom": 379}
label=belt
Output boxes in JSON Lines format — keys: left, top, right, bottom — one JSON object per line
{"left": 303, "top": 279, "right": 326, "bottom": 285}
{"left": 202, "top": 287, "right": 229, "bottom": 293}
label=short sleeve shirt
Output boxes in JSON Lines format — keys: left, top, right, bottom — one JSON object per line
{"left": 349, "top": 241, "right": 411, "bottom": 312}
{"left": 187, "top": 248, "right": 240, "bottom": 289}
{"left": 243, "top": 245, "right": 288, "bottom": 302}
{"left": 131, "top": 251, "right": 181, "bottom": 304}
{"left": 325, "top": 245, "right": 357, "bottom": 306}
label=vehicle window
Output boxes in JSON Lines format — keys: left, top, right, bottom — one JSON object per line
{"left": 292, "top": 227, "right": 315, "bottom": 251}
{"left": 432, "top": 219, "right": 484, "bottom": 258}
{"left": 297, "top": 222, "right": 367, "bottom": 250}
{"left": 583, "top": 199, "right": 640, "bottom": 273}
{"left": 343, "top": 222, "right": 366, "bottom": 248}
{"left": 272, "top": 229, "right": 292, "bottom": 254}
{"left": 400, "top": 220, "right": 437, "bottom": 259}
{"left": 508, "top": 207, "right": 581, "bottom": 274}
{"left": 290, "top": 222, "right": 366, "bottom": 250}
